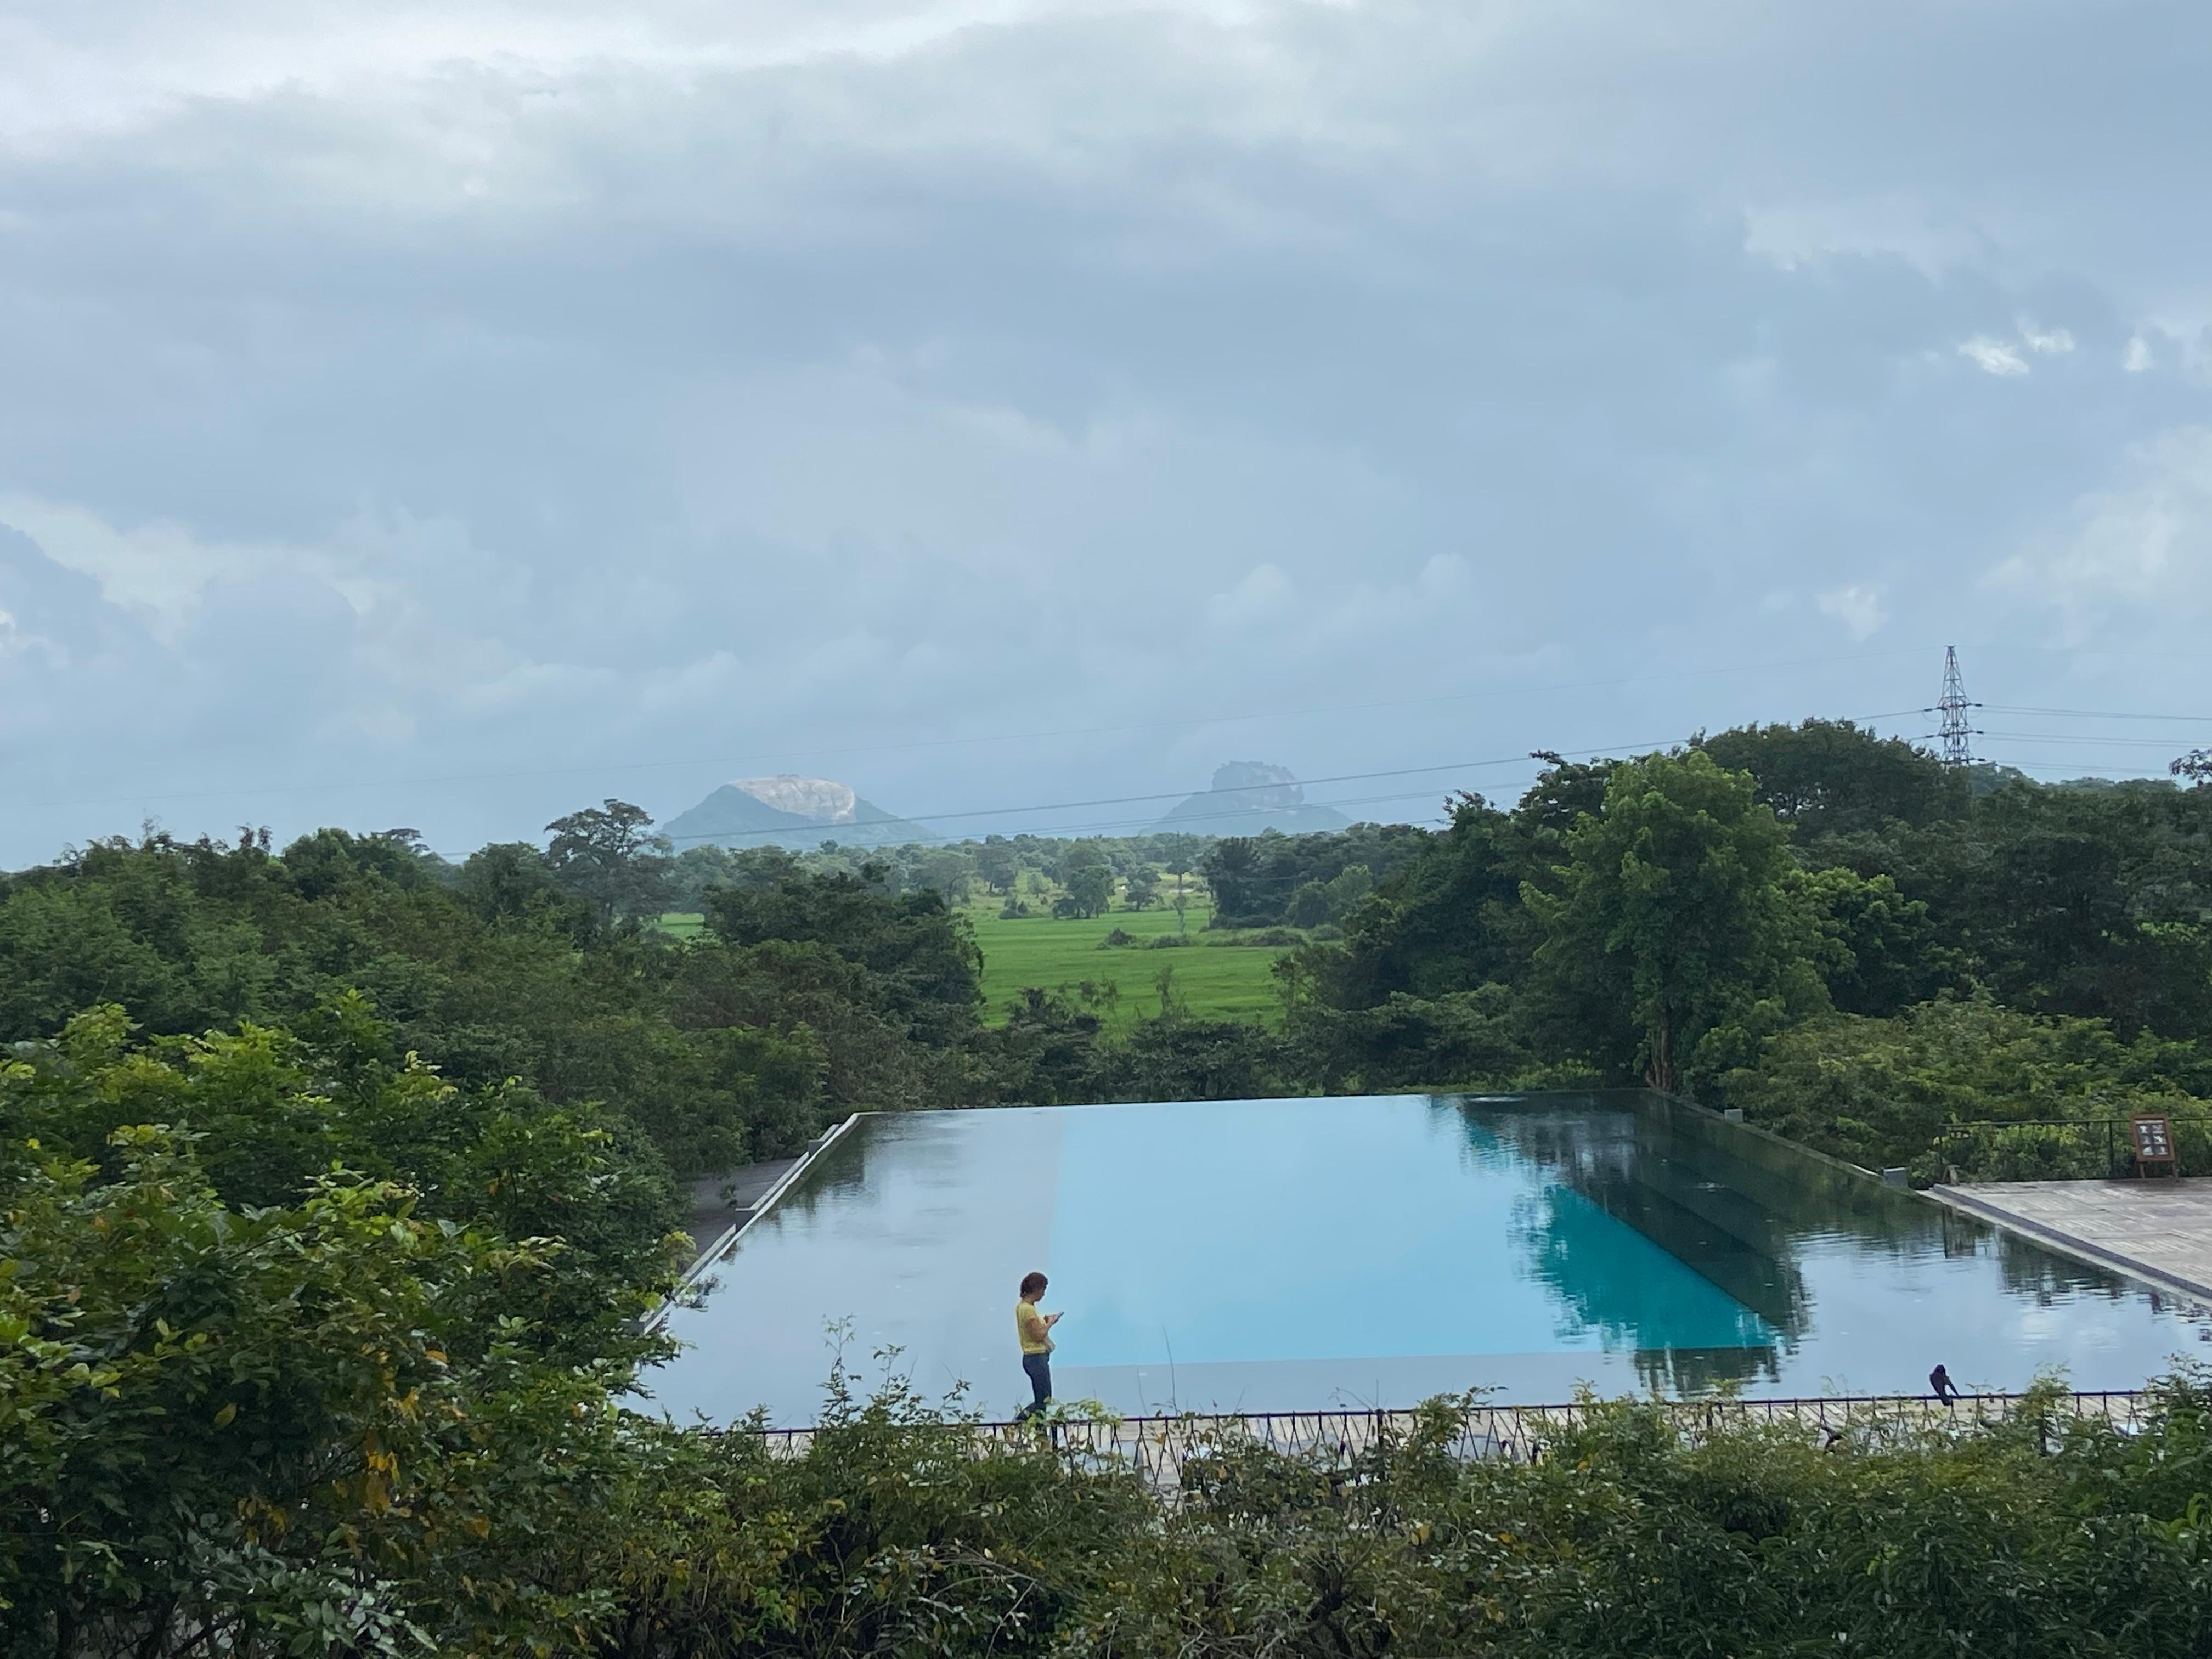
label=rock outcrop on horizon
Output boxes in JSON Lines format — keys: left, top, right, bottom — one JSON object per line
{"left": 1152, "top": 762, "right": 1351, "bottom": 836}
{"left": 663, "top": 775, "right": 935, "bottom": 851}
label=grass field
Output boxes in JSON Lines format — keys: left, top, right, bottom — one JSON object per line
{"left": 654, "top": 900, "right": 1292, "bottom": 1029}
{"left": 969, "top": 901, "right": 1289, "bottom": 1029}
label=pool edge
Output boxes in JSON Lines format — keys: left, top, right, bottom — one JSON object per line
{"left": 1926, "top": 1183, "right": 2212, "bottom": 1312}
{"left": 647, "top": 1112, "right": 864, "bottom": 1332}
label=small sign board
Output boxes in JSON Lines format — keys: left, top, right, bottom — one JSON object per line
{"left": 2131, "top": 1114, "right": 2178, "bottom": 1177}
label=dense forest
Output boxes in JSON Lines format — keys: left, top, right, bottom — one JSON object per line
{"left": 10, "top": 716, "right": 2212, "bottom": 1654}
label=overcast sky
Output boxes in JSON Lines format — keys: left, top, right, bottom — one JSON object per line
{"left": 3, "top": 0, "right": 2209, "bottom": 864}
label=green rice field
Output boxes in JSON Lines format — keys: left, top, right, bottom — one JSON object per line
{"left": 654, "top": 902, "right": 1290, "bottom": 1029}
{"left": 968, "top": 901, "right": 1286, "bottom": 1028}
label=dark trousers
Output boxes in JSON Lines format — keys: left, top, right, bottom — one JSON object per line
{"left": 1017, "top": 1352, "right": 1052, "bottom": 1420}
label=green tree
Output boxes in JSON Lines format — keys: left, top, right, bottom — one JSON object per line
{"left": 703, "top": 865, "right": 984, "bottom": 1047}
{"left": 0, "top": 1125, "right": 662, "bottom": 1658}
{"left": 543, "top": 799, "right": 674, "bottom": 926}
{"left": 1305, "top": 793, "right": 1529, "bottom": 1009}
{"left": 1201, "top": 826, "right": 1432, "bottom": 928}
{"left": 3, "top": 1001, "right": 682, "bottom": 1359}
{"left": 0, "top": 833, "right": 289, "bottom": 1040}
{"left": 1201, "top": 836, "right": 1262, "bottom": 922}
{"left": 975, "top": 836, "right": 1019, "bottom": 894}
{"left": 1287, "top": 879, "right": 1331, "bottom": 927}
{"left": 458, "top": 840, "right": 591, "bottom": 935}
{"left": 1700, "top": 718, "right": 1967, "bottom": 839}
{"left": 1801, "top": 865, "right": 1961, "bottom": 1017}
{"left": 280, "top": 826, "right": 437, "bottom": 900}
{"left": 1904, "top": 781, "right": 2212, "bottom": 1040}
{"left": 1514, "top": 753, "right": 1618, "bottom": 849}
{"left": 1321, "top": 862, "right": 1373, "bottom": 919}
{"left": 1289, "top": 983, "right": 1534, "bottom": 1093}
{"left": 913, "top": 849, "right": 975, "bottom": 904}
{"left": 1163, "top": 848, "right": 1198, "bottom": 933}
{"left": 1723, "top": 994, "right": 2212, "bottom": 1172}
{"left": 1062, "top": 859, "right": 1115, "bottom": 920}
{"left": 1526, "top": 751, "right": 1826, "bottom": 1092}
{"left": 1122, "top": 866, "right": 1161, "bottom": 910}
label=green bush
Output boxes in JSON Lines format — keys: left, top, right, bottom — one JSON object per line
{"left": 1723, "top": 994, "right": 2210, "bottom": 1171}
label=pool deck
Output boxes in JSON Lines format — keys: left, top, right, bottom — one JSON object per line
{"left": 1931, "top": 1178, "right": 2212, "bottom": 1306}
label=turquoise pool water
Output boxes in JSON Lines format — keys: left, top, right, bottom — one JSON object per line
{"left": 645, "top": 1093, "right": 2210, "bottom": 1425}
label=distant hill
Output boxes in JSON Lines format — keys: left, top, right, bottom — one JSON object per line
{"left": 663, "top": 775, "right": 936, "bottom": 851}
{"left": 1152, "top": 762, "right": 1352, "bottom": 837}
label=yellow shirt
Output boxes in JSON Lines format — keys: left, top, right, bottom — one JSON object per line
{"left": 1016, "top": 1299, "right": 1053, "bottom": 1355}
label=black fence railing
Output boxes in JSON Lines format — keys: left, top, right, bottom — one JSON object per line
{"left": 736, "top": 1390, "right": 2158, "bottom": 1483}
{"left": 1933, "top": 1118, "right": 2212, "bottom": 1183}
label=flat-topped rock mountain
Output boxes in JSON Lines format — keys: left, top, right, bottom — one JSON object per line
{"left": 1153, "top": 761, "right": 1351, "bottom": 836}
{"left": 664, "top": 775, "right": 934, "bottom": 851}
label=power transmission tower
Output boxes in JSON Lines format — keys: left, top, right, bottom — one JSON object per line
{"left": 1930, "top": 645, "right": 1979, "bottom": 767}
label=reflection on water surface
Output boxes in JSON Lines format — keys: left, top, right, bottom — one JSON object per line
{"left": 645, "top": 1092, "right": 2208, "bottom": 1425}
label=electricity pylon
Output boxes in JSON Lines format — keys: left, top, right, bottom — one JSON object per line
{"left": 1932, "top": 646, "right": 1979, "bottom": 767}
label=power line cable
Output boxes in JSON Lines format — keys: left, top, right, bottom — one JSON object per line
{"left": 667, "top": 718, "right": 1927, "bottom": 847}
{"left": 6, "top": 646, "right": 1943, "bottom": 815}
{"left": 1983, "top": 705, "right": 2212, "bottom": 724}
{"left": 1979, "top": 730, "right": 2202, "bottom": 748}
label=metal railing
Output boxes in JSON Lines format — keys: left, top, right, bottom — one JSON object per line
{"left": 1934, "top": 1118, "right": 2212, "bottom": 1182}
{"left": 736, "top": 1390, "right": 2160, "bottom": 1483}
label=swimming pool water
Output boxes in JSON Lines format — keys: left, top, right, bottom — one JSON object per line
{"left": 645, "top": 1092, "right": 2210, "bottom": 1425}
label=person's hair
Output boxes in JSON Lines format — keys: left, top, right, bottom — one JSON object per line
{"left": 1019, "top": 1271, "right": 1048, "bottom": 1299}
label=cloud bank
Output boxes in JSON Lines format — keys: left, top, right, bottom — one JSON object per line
{"left": 4, "top": 0, "right": 2212, "bottom": 862}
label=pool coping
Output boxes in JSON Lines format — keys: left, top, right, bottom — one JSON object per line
{"left": 1923, "top": 1183, "right": 2212, "bottom": 1311}
{"left": 647, "top": 1112, "right": 861, "bottom": 1331}
{"left": 1644, "top": 1087, "right": 2212, "bottom": 1314}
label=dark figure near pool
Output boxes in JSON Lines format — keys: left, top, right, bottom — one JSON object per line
{"left": 1930, "top": 1363, "right": 1959, "bottom": 1402}
{"left": 1014, "top": 1271, "right": 1060, "bottom": 1421}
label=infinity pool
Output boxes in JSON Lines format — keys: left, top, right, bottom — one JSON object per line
{"left": 644, "top": 1092, "right": 2210, "bottom": 1425}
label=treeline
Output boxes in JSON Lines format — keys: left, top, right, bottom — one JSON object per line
{"left": 672, "top": 826, "right": 1428, "bottom": 929}
{"left": 1201, "top": 822, "right": 1432, "bottom": 927}
{"left": 0, "top": 816, "right": 1308, "bottom": 1204}
{"left": 665, "top": 831, "right": 1220, "bottom": 915}
{"left": 0, "top": 830, "right": 1089, "bottom": 1218}
{"left": 698, "top": 823, "right": 1432, "bottom": 931}
{"left": 1279, "top": 722, "right": 2212, "bottom": 1173}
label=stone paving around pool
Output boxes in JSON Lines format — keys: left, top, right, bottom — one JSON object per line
{"left": 1933, "top": 1178, "right": 2212, "bottom": 1306}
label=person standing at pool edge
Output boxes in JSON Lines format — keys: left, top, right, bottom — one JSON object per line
{"left": 1015, "top": 1271, "right": 1059, "bottom": 1421}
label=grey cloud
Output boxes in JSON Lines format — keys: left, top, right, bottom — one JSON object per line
{"left": 3, "top": 2, "right": 2211, "bottom": 862}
